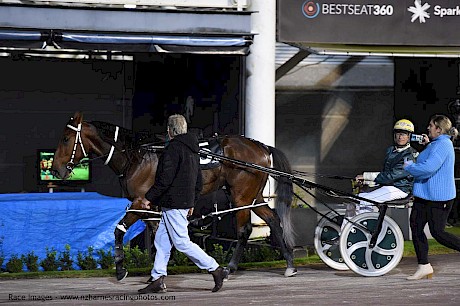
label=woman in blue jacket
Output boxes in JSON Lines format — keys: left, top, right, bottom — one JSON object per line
{"left": 404, "top": 114, "right": 460, "bottom": 280}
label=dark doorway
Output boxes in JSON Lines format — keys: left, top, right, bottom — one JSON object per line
{"left": 394, "top": 58, "right": 460, "bottom": 223}
{"left": 132, "top": 54, "right": 244, "bottom": 139}
{"left": 394, "top": 58, "right": 459, "bottom": 131}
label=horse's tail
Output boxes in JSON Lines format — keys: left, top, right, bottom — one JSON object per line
{"left": 268, "top": 146, "right": 295, "bottom": 249}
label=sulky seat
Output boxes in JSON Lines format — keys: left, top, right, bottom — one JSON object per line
{"left": 382, "top": 195, "right": 413, "bottom": 208}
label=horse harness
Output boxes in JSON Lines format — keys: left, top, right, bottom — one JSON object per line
{"left": 65, "top": 125, "right": 271, "bottom": 224}
{"left": 66, "top": 122, "right": 128, "bottom": 178}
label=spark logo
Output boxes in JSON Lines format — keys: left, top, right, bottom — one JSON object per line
{"left": 302, "top": 1, "right": 320, "bottom": 19}
{"left": 408, "top": 0, "right": 431, "bottom": 23}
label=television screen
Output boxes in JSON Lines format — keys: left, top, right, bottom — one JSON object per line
{"left": 38, "top": 149, "right": 91, "bottom": 184}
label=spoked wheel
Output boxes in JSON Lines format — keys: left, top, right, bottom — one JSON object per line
{"left": 339, "top": 212, "right": 404, "bottom": 277}
{"left": 314, "top": 211, "right": 349, "bottom": 271}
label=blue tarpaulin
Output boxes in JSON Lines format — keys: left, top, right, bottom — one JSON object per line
{"left": 0, "top": 192, "right": 146, "bottom": 270}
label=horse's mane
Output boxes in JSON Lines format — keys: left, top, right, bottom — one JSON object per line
{"left": 90, "top": 121, "right": 138, "bottom": 148}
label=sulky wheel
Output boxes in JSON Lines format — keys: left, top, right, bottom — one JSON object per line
{"left": 339, "top": 212, "right": 404, "bottom": 277}
{"left": 314, "top": 211, "right": 349, "bottom": 271}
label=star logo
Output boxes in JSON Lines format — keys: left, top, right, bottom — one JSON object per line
{"left": 408, "top": 0, "right": 431, "bottom": 23}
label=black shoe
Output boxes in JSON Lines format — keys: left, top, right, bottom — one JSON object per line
{"left": 138, "top": 276, "right": 167, "bottom": 294}
{"left": 145, "top": 276, "right": 154, "bottom": 284}
{"left": 210, "top": 267, "right": 229, "bottom": 292}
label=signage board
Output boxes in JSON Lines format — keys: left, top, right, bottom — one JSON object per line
{"left": 278, "top": 0, "right": 460, "bottom": 46}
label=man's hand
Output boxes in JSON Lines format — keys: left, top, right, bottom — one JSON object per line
{"left": 354, "top": 174, "right": 364, "bottom": 186}
{"left": 403, "top": 157, "right": 414, "bottom": 168}
{"left": 135, "top": 197, "right": 151, "bottom": 210}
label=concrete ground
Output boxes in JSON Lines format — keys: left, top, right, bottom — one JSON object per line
{"left": 1, "top": 253, "right": 459, "bottom": 305}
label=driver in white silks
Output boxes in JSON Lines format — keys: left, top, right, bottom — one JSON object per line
{"left": 349, "top": 119, "right": 419, "bottom": 217}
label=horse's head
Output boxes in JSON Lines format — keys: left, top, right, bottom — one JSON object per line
{"left": 51, "top": 112, "right": 93, "bottom": 179}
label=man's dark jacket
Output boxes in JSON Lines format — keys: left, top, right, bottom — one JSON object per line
{"left": 145, "top": 132, "right": 203, "bottom": 209}
{"left": 375, "top": 146, "right": 418, "bottom": 194}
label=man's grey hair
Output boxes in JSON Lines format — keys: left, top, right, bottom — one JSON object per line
{"left": 168, "top": 114, "right": 187, "bottom": 137}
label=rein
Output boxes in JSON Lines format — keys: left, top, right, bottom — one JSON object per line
{"left": 200, "top": 149, "right": 386, "bottom": 207}
{"left": 291, "top": 169, "right": 353, "bottom": 180}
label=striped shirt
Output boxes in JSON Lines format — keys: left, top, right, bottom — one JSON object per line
{"left": 405, "top": 134, "right": 456, "bottom": 201}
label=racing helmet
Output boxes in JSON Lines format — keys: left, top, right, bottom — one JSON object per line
{"left": 393, "top": 119, "right": 414, "bottom": 133}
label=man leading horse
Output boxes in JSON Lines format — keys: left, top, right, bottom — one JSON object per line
{"left": 137, "top": 114, "right": 228, "bottom": 293}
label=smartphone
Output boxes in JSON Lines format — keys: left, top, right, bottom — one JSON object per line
{"left": 410, "top": 134, "right": 424, "bottom": 144}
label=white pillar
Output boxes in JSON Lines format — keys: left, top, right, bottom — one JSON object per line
{"left": 245, "top": 0, "right": 276, "bottom": 236}
{"left": 245, "top": 0, "right": 276, "bottom": 146}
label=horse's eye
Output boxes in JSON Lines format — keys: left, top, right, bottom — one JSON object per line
{"left": 62, "top": 136, "right": 69, "bottom": 144}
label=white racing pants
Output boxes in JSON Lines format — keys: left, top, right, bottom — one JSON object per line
{"left": 343, "top": 186, "right": 408, "bottom": 230}
{"left": 356, "top": 186, "right": 408, "bottom": 214}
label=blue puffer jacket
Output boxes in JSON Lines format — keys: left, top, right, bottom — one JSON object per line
{"left": 374, "top": 146, "right": 418, "bottom": 194}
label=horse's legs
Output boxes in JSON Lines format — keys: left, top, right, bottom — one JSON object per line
{"left": 252, "top": 205, "right": 296, "bottom": 276}
{"left": 227, "top": 209, "right": 252, "bottom": 273}
{"left": 114, "top": 217, "right": 129, "bottom": 281}
{"left": 114, "top": 212, "right": 141, "bottom": 281}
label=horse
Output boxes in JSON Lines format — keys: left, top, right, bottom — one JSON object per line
{"left": 51, "top": 112, "right": 296, "bottom": 280}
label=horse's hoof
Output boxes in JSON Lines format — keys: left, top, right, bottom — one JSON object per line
{"left": 223, "top": 267, "right": 230, "bottom": 281}
{"left": 284, "top": 268, "right": 297, "bottom": 277}
{"left": 116, "top": 269, "right": 128, "bottom": 281}
{"left": 227, "top": 263, "right": 238, "bottom": 273}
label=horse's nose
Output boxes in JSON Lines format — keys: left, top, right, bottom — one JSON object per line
{"left": 50, "top": 169, "right": 61, "bottom": 179}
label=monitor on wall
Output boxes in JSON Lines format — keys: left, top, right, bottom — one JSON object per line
{"left": 38, "top": 149, "right": 91, "bottom": 185}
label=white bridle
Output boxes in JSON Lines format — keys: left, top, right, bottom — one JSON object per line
{"left": 66, "top": 122, "right": 120, "bottom": 169}
{"left": 66, "top": 122, "right": 88, "bottom": 171}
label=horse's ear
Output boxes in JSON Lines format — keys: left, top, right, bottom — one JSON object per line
{"left": 72, "top": 111, "right": 83, "bottom": 124}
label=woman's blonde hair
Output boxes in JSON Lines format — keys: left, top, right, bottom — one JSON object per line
{"left": 167, "top": 114, "right": 187, "bottom": 137}
{"left": 430, "top": 114, "right": 459, "bottom": 140}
